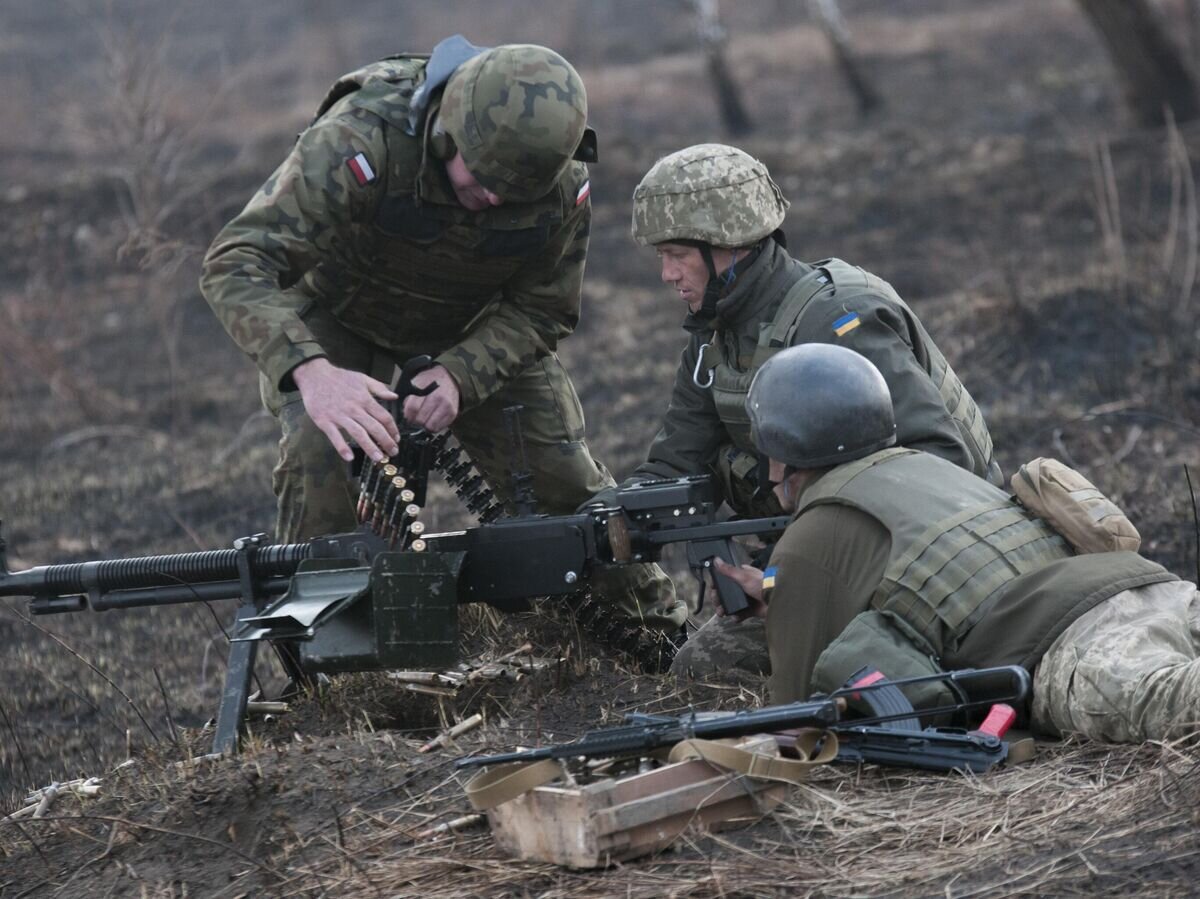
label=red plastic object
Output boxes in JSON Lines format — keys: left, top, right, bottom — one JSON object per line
{"left": 973, "top": 703, "right": 1017, "bottom": 738}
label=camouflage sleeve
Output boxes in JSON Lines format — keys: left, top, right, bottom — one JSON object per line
{"left": 814, "top": 295, "right": 975, "bottom": 472}
{"left": 199, "top": 109, "right": 384, "bottom": 390}
{"left": 433, "top": 196, "right": 589, "bottom": 410}
{"left": 634, "top": 335, "right": 726, "bottom": 480}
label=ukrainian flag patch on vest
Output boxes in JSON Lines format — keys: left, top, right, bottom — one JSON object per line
{"left": 833, "top": 312, "right": 861, "bottom": 337}
{"left": 762, "top": 566, "right": 778, "bottom": 590}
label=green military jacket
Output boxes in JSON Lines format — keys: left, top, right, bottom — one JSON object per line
{"left": 634, "top": 239, "right": 999, "bottom": 510}
{"left": 765, "top": 449, "right": 1177, "bottom": 706}
{"left": 199, "top": 46, "right": 591, "bottom": 409}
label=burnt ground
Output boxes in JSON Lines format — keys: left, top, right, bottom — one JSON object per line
{"left": 2, "top": 0, "right": 1200, "bottom": 895}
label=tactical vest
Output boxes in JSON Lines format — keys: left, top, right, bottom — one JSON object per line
{"left": 299, "top": 57, "right": 578, "bottom": 353}
{"left": 797, "top": 448, "right": 1072, "bottom": 658}
{"left": 704, "top": 259, "right": 997, "bottom": 481}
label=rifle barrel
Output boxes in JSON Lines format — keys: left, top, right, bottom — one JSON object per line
{"left": 454, "top": 697, "right": 841, "bottom": 769}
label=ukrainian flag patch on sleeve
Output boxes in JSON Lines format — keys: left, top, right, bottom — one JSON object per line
{"left": 762, "top": 566, "right": 778, "bottom": 590}
{"left": 833, "top": 312, "right": 861, "bottom": 337}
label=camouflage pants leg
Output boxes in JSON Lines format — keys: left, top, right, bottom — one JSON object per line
{"left": 669, "top": 614, "right": 771, "bottom": 679}
{"left": 261, "top": 306, "right": 397, "bottom": 542}
{"left": 1031, "top": 579, "right": 1200, "bottom": 743}
{"left": 450, "top": 354, "right": 686, "bottom": 632}
{"left": 714, "top": 443, "right": 783, "bottom": 519}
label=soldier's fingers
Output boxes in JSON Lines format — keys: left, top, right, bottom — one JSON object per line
{"left": 317, "top": 421, "right": 355, "bottom": 463}
{"left": 402, "top": 394, "right": 426, "bottom": 426}
{"left": 356, "top": 413, "right": 399, "bottom": 458}
{"left": 340, "top": 418, "right": 386, "bottom": 463}
{"left": 364, "top": 398, "right": 401, "bottom": 446}
{"left": 364, "top": 376, "right": 399, "bottom": 400}
{"left": 425, "top": 406, "right": 455, "bottom": 433}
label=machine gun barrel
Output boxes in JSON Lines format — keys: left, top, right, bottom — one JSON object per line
{"left": 0, "top": 523, "right": 395, "bottom": 616}
{"left": 0, "top": 544, "right": 310, "bottom": 604}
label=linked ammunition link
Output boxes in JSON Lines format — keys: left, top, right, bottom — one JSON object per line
{"left": 566, "top": 591, "right": 681, "bottom": 675}
{"left": 432, "top": 439, "right": 504, "bottom": 524}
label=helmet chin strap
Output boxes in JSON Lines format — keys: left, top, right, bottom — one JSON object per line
{"left": 697, "top": 241, "right": 758, "bottom": 320}
{"left": 697, "top": 244, "right": 724, "bottom": 320}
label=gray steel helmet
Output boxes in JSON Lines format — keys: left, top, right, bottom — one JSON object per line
{"left": 746, "top": 344, "right": 897, "bottom": 469}
{"left": 631, "top": 143, "right": 789, "bottom": 247}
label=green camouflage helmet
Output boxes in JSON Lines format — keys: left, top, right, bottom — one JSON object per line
{"left": 631, "top": 144, "right": 789, "bottom": 247}
{"left": 440, "top": 44, "right": 587, "bottom": 203}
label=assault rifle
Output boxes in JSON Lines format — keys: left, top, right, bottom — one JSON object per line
{"left": 0, "top": 475, "right": 785, "bottom": 755}
{"left": 456, "top": 665, "right": 1032, "bottom": 774}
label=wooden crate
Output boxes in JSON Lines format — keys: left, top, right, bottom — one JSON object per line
{"left": 486, "top": 735, "right": 788, "bottom": 868}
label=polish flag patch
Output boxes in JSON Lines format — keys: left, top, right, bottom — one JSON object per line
{"left": 346, "top": 152, "right": 376, "bottom": 186}
{"left": 575, "top": 180, "right": 591, "bottom": 206}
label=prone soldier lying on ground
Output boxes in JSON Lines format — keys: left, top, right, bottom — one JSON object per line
{"left": 199, "top": 35, "right": 685, "bottom": 641}
{"left": 696, "top": 343, "right": 1200, "bottom": 743}
{"left": 586, "top": 144, "right": 1002, "bottom": 676}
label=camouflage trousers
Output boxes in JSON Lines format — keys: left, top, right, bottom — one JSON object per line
{"left": 261, "top": 305, "right": 686, "bottom": 632}
{"left": 1032, "top": 579, "right": 1200, "bottom": 743}
{"left": 669, "top": 614, "right": 771, "bottom": 680}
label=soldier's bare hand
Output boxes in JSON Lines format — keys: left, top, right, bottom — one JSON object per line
{"left": 292, "top": 358, "right": 400, "bottom": 463}
{"left": 711, "top": 557, "right": 768, "bottom": 619}
{"left": 402, "top": 365, "right": 461, "bottom": 432}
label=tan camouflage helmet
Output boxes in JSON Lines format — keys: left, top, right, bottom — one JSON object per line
{"left": 440, "top": 44, "right": 587, "bottom": 203}
{"left": 631, "top": 144, "right": 789, "bottom": 247}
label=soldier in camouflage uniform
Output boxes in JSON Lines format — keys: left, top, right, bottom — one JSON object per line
{"left": 612, "top": 144, "right": 1000, "bottom": 676}
{"left": 711, "top": 343, "right": 1200, "bottom": 743}
{"left": 200, "top": 35, "right": 685, "bottom": 632}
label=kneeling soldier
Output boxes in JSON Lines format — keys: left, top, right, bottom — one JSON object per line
{"left": 616, "top": 144, "right": 1000, "bottom": 674}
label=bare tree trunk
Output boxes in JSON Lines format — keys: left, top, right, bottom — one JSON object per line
{"left": 809, "top": 0, "right": 882, "bottom": 116}
{"left": 695, "top": 0, "right": 754, "bottom": 136}
{"left": 1078, "top": 0, "right": 1200, "bottom": 126}
{"left": 1188, "top": 0, "right": 1200, "bottom": 62}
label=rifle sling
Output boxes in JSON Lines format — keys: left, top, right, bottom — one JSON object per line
{"left": 667, "top": 729, "right": 838, "bottom": 783}
{"left": 464, "top": 758, "right": 563, "bottom": 811}
{"left": 1004, "top": 735, "right": 1037, "bottom": 765}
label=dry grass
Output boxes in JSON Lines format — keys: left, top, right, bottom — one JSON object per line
{"left": 4, "top": 719, "right": 1196, "bottom": 898}
{"left": 3, "top": 1, "right": 1200, "bottom": 895}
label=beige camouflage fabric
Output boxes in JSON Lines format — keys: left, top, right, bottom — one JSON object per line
{"left": 202, "top": 43, "right": 685, "bottom": 631}
{"left": 631, "top": 144, "right": 789, "bottom": 247}
{"left": 1032, "top": 579, "right": 1200, "bottom": 742}
{"left": 441, "top": 45, "right": 587, "bottom": 203}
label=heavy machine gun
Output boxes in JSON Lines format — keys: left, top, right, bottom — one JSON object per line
{"left": 0, "top": 471, "right": 786, "bottom": 754}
